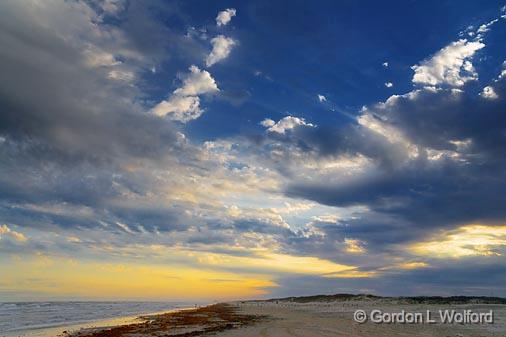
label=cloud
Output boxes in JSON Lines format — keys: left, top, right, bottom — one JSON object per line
{"left": 151, "top": 65, "right": 219, "bottom": 121}
{"left": 260, "top": 118, "right": 275, "bottom": 127}
{"left": 410, "top": 224, "right": 506, "bottom": 258}
{"left": 0, "top": 224, "right": 27, "bottom": 242}
{"left": 384, "top": 82, "right": 393, "bottom": 88}
{"left": 261, "top": 116, "right": 315, "bottom": 134}
{"left": 317, "top": 94, "right": 327, "bottom": 102}
{"left": 99, "top": 0, "right": 127, "bottom": 16}
{"left": 0, "top": 0, "right": 195, "bottom": 233}
{"left": 481, "top": 86, "right": 498, "bottom": 100}
{"left": 0, "top": 0, "right": 186, "bottom": 152}
{"left": 476, "top": 18, "right": 499, "bottom": 35}
{"left": 216, "top": 8, "right": 236, "bottom": 27}
{"left": 282, "top": 78, "right": 506, "bottom": 251}
{"left": 152, "top": 95, "right": 202, "bottom": 121}
{"left": 411, "top": 39, "right": 485, "bottom": 87}
{"left": 205, "top": 35, "right": 236, "bottom": 67}
{"left": 382, "top": 62, "right": 389, "bottom": 67}
{"left": 174, "top": 65, "right": 220, "bottom": 96}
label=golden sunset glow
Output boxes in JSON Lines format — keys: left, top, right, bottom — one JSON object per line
{"left": 1, "top": 255, "right": 275, "bottom": 300}
{"left": 410, "top": 225, "right": 506, "bottom": 258}
{"left": 0, "top": 246, "right": 373, "bottom": 300}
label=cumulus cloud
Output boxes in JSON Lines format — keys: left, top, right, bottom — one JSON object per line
{"left": 411, "top": 39, "right": 485, "bottom": 87}
{"left": 481, "top": 86, "right": 498, "bottom": 100}
{"left": 174, "top": 65, "right": 220, "bottom": 96}
{"left": 384, "top": 82, "right": 393, "bottom": 88}
{"left": 260, "top": 118, "right": 275, "bottom": 127}
{"left": 205, "top": 35, "right": 236, "bottom": 67}
{"left": 152, "top": 95, "right": 202, "bottom": 121}
{"left": 216, "top": 8, "right": 236, "bottom": 27}
{"left": 317, "top": 94, "right": 327, "bottom": 102}
{"left": 152, "top": 65, "right": 219, "bottom": 121}
{"left": 261, "top": 116, "right": 315, "bottom": 134}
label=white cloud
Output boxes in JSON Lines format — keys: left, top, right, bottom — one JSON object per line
{"left": 205, "top": 35, "right": 236, "bottom": 67}
{"left": 174, "top": 65, "right": 219, "bottom": 96}
{"left": 216, "top": 8, "right": 236, "bottom": 27}
{"left": 260, "top": 118, "right": 275, "bottom": 127}
{"left": 476, "top": 18, "right": 499, "bottom": 34}
{"left": 317, "top": 94, "right": 327, "bottom": 102}
{"left": 498, "top": 62, "right": 506, "bottom": 79}
{"left": 99, "top": 0, "right": 126, "bottom": 16}
{"left": 152, "top": 66, "right": 219, "bottom": 122}
{"left": 152, "top": 95, "right": 202, "bottom": 122}
{"left": 385, "top": 82, "right": 393, "bottom": 88}
{"left": 262, "top": 116, "right": 315, "bottom": 134}
{"left": 382, "top": 62, "right": 389, "bottom": 67}
{"left": 84, "top": 49, "right": 120, "bottom": 67}
{"left": 107, "top": 69, "right": 135, "bottom": 82}
{"left": 0, "top": 224, "right": 27, "bottom": 242}
{"left": 411, "top": 39, "right": 485, "bottom": 87}
{"left": 480, "top": 86, "right": 498, "bottom": 100}
{"left": 116, "top": 221, "right": 135, "bottom": 234}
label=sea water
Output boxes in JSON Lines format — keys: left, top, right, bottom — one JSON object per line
{"left": 0, "top": 301, "right": 192, "bottom": 337}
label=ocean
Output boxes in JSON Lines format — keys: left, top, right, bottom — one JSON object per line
{"left": 0, "top": 301, "right": 193, "bottom": 337}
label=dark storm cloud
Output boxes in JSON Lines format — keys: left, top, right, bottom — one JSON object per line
{"left": 275, "top": 81, "right": 506, "bottom": 247}
{"left": 0, "top": 0, "right": 204, "bottom": 236}
{"left": 268, "top": 257, "right": 506, "bottom": 298}
{"left": 0, "top": 0, "right": 181, "bottom": 164}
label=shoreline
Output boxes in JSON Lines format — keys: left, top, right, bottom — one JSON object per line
{"left": 66, "top": 303, "right": 265, "bottom": 337}
{"left": 2, "top": 306, "right": 197, "bottom": 337}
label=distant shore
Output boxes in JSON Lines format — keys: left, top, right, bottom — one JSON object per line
{"left": 59, "top": 295, "right": 506, "bottom": 337}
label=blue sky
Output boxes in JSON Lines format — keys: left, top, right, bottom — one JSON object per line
{"left": 1, "top": 0, "right": 506, "bottom": 301}
{"left": 179, "top": 0, "right": 506, "bottom": 139}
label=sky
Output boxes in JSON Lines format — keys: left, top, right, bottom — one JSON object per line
{"left": 1, "top": 0, "right": 506, "bottom": 301}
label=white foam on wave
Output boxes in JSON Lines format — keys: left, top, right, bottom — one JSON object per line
{"left": 0, "top": 301, "right": 191, "bottom": 332}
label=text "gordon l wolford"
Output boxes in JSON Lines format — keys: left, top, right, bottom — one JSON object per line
{"left": 355, "top": 309, "right": 494, "bottom": 324}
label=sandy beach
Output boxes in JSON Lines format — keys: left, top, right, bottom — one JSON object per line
{"left": 63, "top": 297, "right": 506, "bottom": 337}
{"left": 224, "top": 300, "right": 506, "bottom": 337}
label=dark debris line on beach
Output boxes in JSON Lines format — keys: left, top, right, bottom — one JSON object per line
{"left": 63, "top": 303, "right": 266, "bottom": 337}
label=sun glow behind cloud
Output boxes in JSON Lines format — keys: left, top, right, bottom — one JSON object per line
{"left": 0, "top": 255, "right": 274, "bottom": 300}
{"left": 410, "top": 225, "right": 506, "bottom": 258}
{"left": 0, "top": 247, "right": 371, "bottom": 300}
